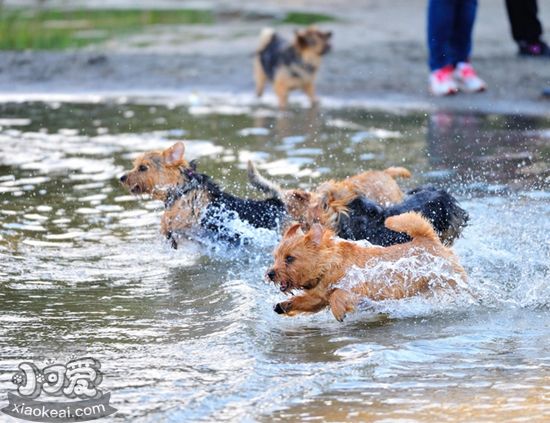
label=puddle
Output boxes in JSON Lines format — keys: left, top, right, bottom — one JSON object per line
{"left": 0, "top": 100, "right": 549, "bottom": 422}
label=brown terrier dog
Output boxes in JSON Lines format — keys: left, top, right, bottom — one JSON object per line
{"left": 307, "top": 167, "right": 412, "bottom": 228}
{"left": 266, "top": 212, "right": 467, "bottom": 321}
{"left": 119, "top": 141, "right": 194, "bottom": 240}
{"left": 254, "top": 26, "right": 332, "bottom": 109}
{"left": 247, "top": 161, "right": 410, "bottom": 226}
{"left": 119, "top": 141, "right": 188, "bottom": 199}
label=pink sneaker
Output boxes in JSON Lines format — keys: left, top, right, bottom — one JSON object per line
{"left": 430, "top": 65, "right": 458, "bottom": 96}
{"left": 454, "top": 62, "right": 487, "bottom": 93}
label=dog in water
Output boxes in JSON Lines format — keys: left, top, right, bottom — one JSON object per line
{"left": 161, "top": 167, "right": 287, "bottom": 246}
{"left": 266, "top": 212, "right": 467, "bottom": 321}
{"left": 120, "top": 142, "right": 286, "bottom": 247}
{"left": 247, "top": 161, "right": 410, "bottom": 226}
{"left": 336, "top": 186, "right": 469, "bottom": 246}
{"left": 249, "top": 162, "right": 467, "bottom": 246}
{"left": 254, "top": 26, "right": 332, "bottom": 109}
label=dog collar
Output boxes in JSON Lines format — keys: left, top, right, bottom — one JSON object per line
{"left": 164, "top": 177, "right": 201, "bottom": 209}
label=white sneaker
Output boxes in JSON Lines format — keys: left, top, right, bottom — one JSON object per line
{"left": 454, "top": 62, "right": 487, "bottom": 93}
{"left": 430, "top": 66, "right": 458, "bottom": 96}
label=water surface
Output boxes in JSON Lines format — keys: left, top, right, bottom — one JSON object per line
{"left": 0, "top": 99, "right": 549, "bottom": 422}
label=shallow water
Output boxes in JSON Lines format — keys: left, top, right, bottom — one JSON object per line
{"left": 0, "top": 99, "right": 549, "bottom": 422}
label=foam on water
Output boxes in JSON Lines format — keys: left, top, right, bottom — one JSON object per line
{"left": 334, "top": 252, "right": 471, "bottom": 319}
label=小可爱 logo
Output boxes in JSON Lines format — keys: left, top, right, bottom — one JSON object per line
{"left": 2, "top": 357, "right": 117, "bottom": 422}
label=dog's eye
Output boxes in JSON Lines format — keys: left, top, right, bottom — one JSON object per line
{"left": 138, "top": 164, "right": 148, "bottom": 172}
{"left": 285, "top": 255, "right": 295, "bottom": 265}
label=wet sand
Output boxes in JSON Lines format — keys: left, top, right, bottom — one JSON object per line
{"left": 0, "top": 0, "right": 549, "bottom": 115}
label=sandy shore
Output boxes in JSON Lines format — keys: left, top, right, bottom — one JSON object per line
{"left": 1, "top": 0, "right": 549, "bottom": 115}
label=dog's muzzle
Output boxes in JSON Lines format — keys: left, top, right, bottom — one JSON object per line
{"left": 273, "top": 303, "right": 286, "bottom": 314}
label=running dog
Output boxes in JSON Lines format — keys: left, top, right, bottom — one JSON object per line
{"left": 254, "top": 26, "right": 332, "bottom": 109}
{"left": 266, "top": 212, "right": 467, "bottom": 321}
{"left": 247, "top": 161, "right": 410, "bottom": 226}
{"left": 248, "top": 163, "right": 467, "bottom": 246}
{"left": 120, "top": 142, "right": 286, "bottom": 247}
{"left": 162, "top": 167, "right": 286, "bottom": 246}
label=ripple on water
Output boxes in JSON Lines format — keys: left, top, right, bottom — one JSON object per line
{"left": 0, "top": 100, "right": 548, "bottom": 422}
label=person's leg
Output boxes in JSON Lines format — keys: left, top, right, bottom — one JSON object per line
{"left": 505, "top": 0, "right": 542, "bottom": 44}
{"left": 427, "top": 0, "right": 457, "bottom": 71}
{"left": 450, "top": 0, "right": 486, "bottom": 92}
{"left": 449, "top": 0, "right": 477, "bottom": 65}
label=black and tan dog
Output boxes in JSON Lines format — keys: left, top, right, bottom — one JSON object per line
{"left": 162, "top": 166, "right": 287, "bottom": 246}
{"left": 248, "top": 163, "right": 467, "bottom": 246}
{"left": 254, "top": 26, "right": 332, "bottom": 109}
{"left": 119, "top": 142, "right": 287, "bottom": 247}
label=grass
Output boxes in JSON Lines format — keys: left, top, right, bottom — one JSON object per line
{"left": 281, "top": 11, "right": 336, "bottom": 25}
{"left": 0, "top": 8, "right": 335, "bottom": 50}
{"left": 0, "top": 8, "right": 214, "bottom": 50}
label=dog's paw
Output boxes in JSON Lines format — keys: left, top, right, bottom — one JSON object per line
{"left": 329, "top": 289, "right": 356, "bottom": 322}
{"left": 274, "top": 302, "right": 288, "bottom": 314}
{"left": 331, "top": 309, "right": 346, "bottom": 322}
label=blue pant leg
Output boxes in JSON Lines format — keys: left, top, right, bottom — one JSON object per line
{"left": 428, "top": 0, "right": 458, "bottom": 71}
{"left": 449, "top": 0, "right": 478, "bottom": 65}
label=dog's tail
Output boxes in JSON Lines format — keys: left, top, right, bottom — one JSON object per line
{"left": 257, "top": 27, "right": 276, "bottom": 52}
{"left": 383, "top": 166, "right": 412, "bottom": 179}
{"left": 384, "top": 212, "right": 439, "bottom": 242}
{"left": 247, "top": 160, "right": 283, "bottom": 199}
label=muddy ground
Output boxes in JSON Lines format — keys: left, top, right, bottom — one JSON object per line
{"left": 1, "top": 0, "right": 549, "bottom": 115}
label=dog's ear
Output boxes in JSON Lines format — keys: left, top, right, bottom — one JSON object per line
{"left": 306, "top": 223, "right": 324, "bottom": 246}
{"left": 162, "top": 141, "right": 186, "bottom": 166}
{"left": 284, "top": 222, "right": 303, "bottom": 238}
{"left": 307, "top": 203, "right": 322, "bottom": 223}
{"left": 295, "top": 30, "right": 309, "bottom": 49}
{"left": 323, "top": 30, "right": 332, "bottom": 39}
{"left": 189, "top": 159, "right": 198, "bottom": 171}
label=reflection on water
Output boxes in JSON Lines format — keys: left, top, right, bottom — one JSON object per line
{"left": 0, "top": 100, "right": 549, "bottom": 422}
{"left": 427, "top": 111, "right": 549, "bottom": 191}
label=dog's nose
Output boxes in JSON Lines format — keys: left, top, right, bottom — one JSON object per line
{"left": 273, "top": 303, "right": 285, "bottom": 314}
{"left": 119, "top": 174, "right": 128, "bottom": 183}
{"left": 267, "top": 270, "right": 276, "bottom": 281}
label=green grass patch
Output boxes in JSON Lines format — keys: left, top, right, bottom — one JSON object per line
{"left": 281, "top": 11, "right": 336, "bottom": 25}
{"left": 0, "top": 8, "right": 214, "bottom": 50}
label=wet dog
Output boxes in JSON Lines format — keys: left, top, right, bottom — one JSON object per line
{"left": 254, "top": 26, "right": 332, "bottom": 109}
{"left": 336, "top": 186, "right": 469, "bottom": 246}
{"left": 306, "top": 167, "right": 412, "bottom": 227}
{"left": 120, "top": 142, "right": 286, "bottom": 247}
{"left": 119, "top": 141, "right": 188, "bottom": 200}
{"left": 267, "top": 212, "right": 467, "bottom": 321}
{"left": 247, "top": 161, "right": 410, "bottom": 226}
{"left": 249, "top": 163, "right": 466, "bottom": 246}
{"left": 162, "top": 167, "right": 287, "bottom": 246}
